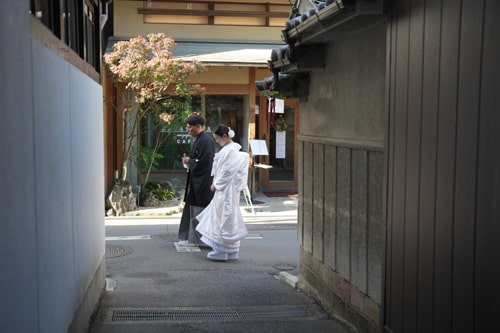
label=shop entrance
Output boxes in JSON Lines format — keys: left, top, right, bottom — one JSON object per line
{"left": 256, "top": 97, "right": 299, "bottom": 192}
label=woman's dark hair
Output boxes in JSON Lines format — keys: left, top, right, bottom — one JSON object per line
{"left": 214, "top": 124, "right": 235, "bottom": 138}
{"left": 185, "top": 114, "right": 205, "bottom": 126}
{"left": 214, "top": 124, "right": 229, "bottom": 137}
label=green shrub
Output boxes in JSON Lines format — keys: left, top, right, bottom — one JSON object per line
{"left": 143, "top": 182, "right": 176, "bottom": 201}
{"left": 148, "top": 184, "right": 176, "bottom": 201}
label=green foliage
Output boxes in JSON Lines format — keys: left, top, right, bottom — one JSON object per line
{"left": 141, "top": 97, "right": 203, "bottom": 171}
{"left": 154, "top": 96, "right": 193, "bottom": 131}
{"left": 147, "top": 184, "right": 176, "bottom": 201}
{"left": 133, "top": 146, "right": 164, "bottom": 172}
{"left": 274, "top": 115, "right": 288, "bottom": 131}
{"left": 155, "top": 131, "right": 191, "bottom": 170}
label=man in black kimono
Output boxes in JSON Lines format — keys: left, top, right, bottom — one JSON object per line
{"left": 178, "top": 114, "right": 214, "bottom": 244}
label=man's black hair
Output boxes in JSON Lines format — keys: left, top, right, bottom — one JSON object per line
{"left": 186, "top": 114, "right": 205, "bottom": 126}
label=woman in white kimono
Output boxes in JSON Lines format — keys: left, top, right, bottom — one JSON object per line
{"left": 195, "top": 125, "right": 249, "bottom": 261}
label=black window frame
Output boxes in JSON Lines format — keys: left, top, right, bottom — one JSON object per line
{"left": 30, "top": 0, "right": 101, "bottom": 73}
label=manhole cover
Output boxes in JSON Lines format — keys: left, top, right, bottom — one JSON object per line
{"left": 273, "top": 264, "right": 297, "bottom": 271}
{"left": 106, "top": 244, "right": 134, "bottom": 258}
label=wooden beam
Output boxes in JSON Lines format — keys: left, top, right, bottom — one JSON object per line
{"left": 138, "top": 8, "right": 289, "bottom": 18}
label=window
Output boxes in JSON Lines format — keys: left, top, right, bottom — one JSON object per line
{"left": 30, "top": 0, "right": 101, "bottom": 72}
{"left": 83, "top": 0, "right": 97, "bottom": 67}
{"left": 141, "top": 95, "right": 245, "bottom": 171}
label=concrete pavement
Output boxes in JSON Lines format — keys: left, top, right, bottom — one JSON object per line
{"left": 89, "top": 192, "right": 353, "bottom": 333}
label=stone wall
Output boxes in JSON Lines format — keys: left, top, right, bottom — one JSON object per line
{"left": 296, "top": 23, "right": 386, "bottom": 332}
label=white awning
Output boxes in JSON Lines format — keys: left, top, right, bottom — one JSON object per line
{"left": 175, "top": 48, "right": 274, "bottom": 67}
{"left": 105, "top": 38, "right": 285, "bottom": 67}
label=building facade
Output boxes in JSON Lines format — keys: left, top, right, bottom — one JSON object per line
{"left": 266, "top": 0, "right": 500, "bottom": 332}
{"left": 104, "top": 0, "right": 301, "bottom": 195}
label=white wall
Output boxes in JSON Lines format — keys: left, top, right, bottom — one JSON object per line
{"left": 0, "top": 2, "right": 38, "bottom": 332}
{"left": 0, "top": 2, "right": 105, "bottom": 332}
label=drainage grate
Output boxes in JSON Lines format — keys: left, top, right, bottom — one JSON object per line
{"left": 105, "top": 244, "right": 133, "bottom": 258}
{"left": 237, "top": 306, "right": 311, "bottom": 320}
{"left": 111, "top": 306, "right": 312, "bottom": 322}
{"left": 112, "top": 309, "right": 239, "bottom": 321}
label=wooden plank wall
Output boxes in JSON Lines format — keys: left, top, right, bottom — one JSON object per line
{"left": 298, "top": 138, "right": 385, "bottom": 311}
{"left": 385, "top": 0, "right": 500, "bottom": 332}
